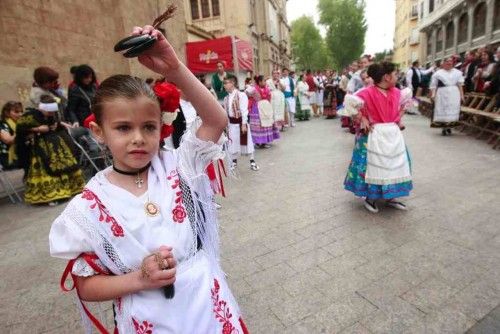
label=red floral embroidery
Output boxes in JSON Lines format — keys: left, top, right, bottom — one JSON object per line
{"left": 211, "top": 278, "right": 239, "bottom": 334}
{"left": 167, "top": 170, "right": 186, "bottom": 224}
{"left": 82, "top": 189, "right": 124, "bottom": 237}
{"left": 132, "top": 317, "right": 153, "bottom": 334}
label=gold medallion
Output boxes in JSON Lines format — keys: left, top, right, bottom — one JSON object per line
{"left": 145, "top": 202, "right": 160, "bottom": 217}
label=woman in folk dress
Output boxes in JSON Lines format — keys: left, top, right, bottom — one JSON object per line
{"left": 49, "top": 26, "right": 248, "bottom": 334}
{"left": 343, "top": 62, "right": 413, "bottom": 214}
{"left": 430, "top": 57, "right": 465, "bottom": 136}
{"left": 246, "top": 75, "right": 279, "bottom": 148}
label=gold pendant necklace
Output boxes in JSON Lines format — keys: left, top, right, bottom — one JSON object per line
{"left": 144, "top": 193, "right": 160, "bottom": 217}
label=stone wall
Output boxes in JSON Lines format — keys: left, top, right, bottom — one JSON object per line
{"left": 0, "top": 0, "right": 187, "bottom": 107}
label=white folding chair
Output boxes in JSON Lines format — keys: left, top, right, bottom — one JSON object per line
{"left": 0, "top": 164, "right": 22, "bottom": 203}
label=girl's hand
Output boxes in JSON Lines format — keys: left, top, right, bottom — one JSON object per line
{"left": 360, "top": 117, "right": 372, "bottom": 133}
{"left": 138, "top": 246, "right": 177, "bottom": 290}
{"left": 132, "top": 26, "right": 181, "bottom": 76}
{"left": 241, "top": 124, "right": 247, "bottom": 134}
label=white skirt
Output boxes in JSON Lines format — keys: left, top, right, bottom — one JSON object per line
{"left": 433, "top": 86, "right": 461, "bottom": 123}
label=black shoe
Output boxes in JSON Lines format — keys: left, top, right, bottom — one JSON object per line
{"left": 364, "top": 199, "right": 379, "bottom": 213}
{"left": 441, "top": 129, "right": 447, "bottom": 136}
{"left": 446, "top": 128, "right": 452, "bottom": 135}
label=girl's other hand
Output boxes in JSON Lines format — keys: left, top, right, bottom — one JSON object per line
{"left": 138, "top": 246, "right": 177, "bottom": 290}
{"left": 132, "top": 25, "right": 181, "bottom": 76}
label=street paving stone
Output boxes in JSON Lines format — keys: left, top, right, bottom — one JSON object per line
{"left": 1, "top": 115, "right": 500, "bottom": 333}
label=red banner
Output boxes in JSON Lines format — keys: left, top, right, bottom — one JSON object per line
{"left": 186, "top": 36, "right": 253, "bottom": 74}
{"left": 235, "top": 38, "right": 253, "bottom": 72}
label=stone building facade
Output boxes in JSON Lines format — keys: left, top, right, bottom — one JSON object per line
{"left": 418, "top": 0, "right": 500, "bottom": 64}
{"left": 184, "top": 0, "right": 291, "bottom": 76}
{"left": 393, "top": 0, "right": 421, "bottom": 68}
{"left": 0, "top": 0, "right": 188, "bottom": 105}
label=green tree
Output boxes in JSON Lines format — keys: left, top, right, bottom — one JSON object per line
{"left": 318, "top": 0, "right": 367, "bottom": 69}
{"left": 290, "top": 15, "right": 332, "bottom": 71}
{"left": 374, "top": 49, "right": 393, "bottom": 62}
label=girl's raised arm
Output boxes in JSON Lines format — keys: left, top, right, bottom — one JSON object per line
{"left": 133, "top": 25, "right": 228, "bottom": 143}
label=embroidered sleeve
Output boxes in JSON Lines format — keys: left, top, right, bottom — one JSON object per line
{"left": 50, "top": 205, "right": 93, "bottom": 260}
{"left": 240, "top": 93, "right": 249, "bottom": 124}
{"left": 176, "top": 119, "right": 226, "bottom": 182}
{"left": 72, "top": 254, "right": 109, "bottom": 277}
{"left": 341, "top": 94, "right": 365, "bottom": 117}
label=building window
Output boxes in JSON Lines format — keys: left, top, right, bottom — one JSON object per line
{"left": 445, "top": 21, "right": 454, "bottom": 49}
{"left": 201, "top": 0, "right": 210, "bottom": 18}
{"left": 429, "top": 0, "right": 434, "bottom": 13}
{"left": 190, "top": 0, "right": 199, "bottom": 20}
{"left": 427, "top": 32, "right": 432, "bottom": 57}
{"left": 494, "top": 0, "right": 500, "bottom": 31}
{"left": 212, "top": 0, "right": 220, "bottom": 16}
{"left": 436, "top": 27, "right": 443, "bottom": 52}
{"left": 190, "top": 0, "right": 221, "bottom": 20}
{"left": 472, "top": 2, "right": 486, "bottom": 38}
{"left": 411, "top": 4, "right": 418, "bottom": 18}
{"left": 458, "top": 13, "right": 468, "bottom": 43}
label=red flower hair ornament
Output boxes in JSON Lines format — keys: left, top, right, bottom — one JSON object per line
{"left": 153, "top": 82, "right": 181, "bottom": 141}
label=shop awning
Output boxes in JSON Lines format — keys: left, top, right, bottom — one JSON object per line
{"left": 186, "top": 36, "right": 253, "bottom": 74}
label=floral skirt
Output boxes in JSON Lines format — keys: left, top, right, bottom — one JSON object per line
{"left": 25, "top": 137, "right": 85, "bottom": 204}
{"left": 344, "top": 134, "right": 413, "bottom": 200}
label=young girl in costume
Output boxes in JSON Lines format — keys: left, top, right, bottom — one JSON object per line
{"left": 245, "top": 75, "right": 279, "bottom": 148}
{"left": 343, "top": 62, "right": 413, "bottom": 213}
{"left": 223, "top": 75, "right": 259, "bottom": 172}
{"left": 49, "top": 26, "right": 248, "bottom": 334}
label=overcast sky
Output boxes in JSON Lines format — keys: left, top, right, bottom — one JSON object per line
{"left": 286, "top": 0, "right": 395, "bottom": 55}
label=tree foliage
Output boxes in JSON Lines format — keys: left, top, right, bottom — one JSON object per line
{"left": 318, "top": 0, "right": 367, "bottom": 69}
{"left": 290, "top": 16, "right": 332, "bottom": 71}
{"left": 374, "top": 49, "right": 393, "bottom": 62}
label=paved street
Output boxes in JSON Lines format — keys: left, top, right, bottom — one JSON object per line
{"left": 1, "top": 114, "right": 500, "bottom": 333}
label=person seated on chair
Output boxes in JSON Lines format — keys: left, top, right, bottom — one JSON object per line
{"left": 0, "top": 101, "right": 23, "bottom": 169}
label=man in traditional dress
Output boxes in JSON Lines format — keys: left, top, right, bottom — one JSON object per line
{"left": 223, "top": 75, "right": 259, "bottom": 171}
{"left": 315, "top": 70, "right": 326, "bottom": 116}
{"left": 305, "top": 70, "right": 318, "bottom": 116}
{"left": 281, "top": 68, "right": 296, "bottom": 127}
{"left": 406, "top": 61, "right": 435, "bottom": 97}
{"left": 211, "top": 61, "right": 230, "bottom": 104}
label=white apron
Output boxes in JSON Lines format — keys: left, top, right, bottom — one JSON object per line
{"left": 257, "top": 100, "right": 274, "bottom": 127}
{"left": 434, "top": 85, "right": 461, "bottom": 122}
{"left": 228, "top": 123, "right": 254, "bottom": 155}
{"left": 365, "top": 123, "right": 411, "bottom": 185}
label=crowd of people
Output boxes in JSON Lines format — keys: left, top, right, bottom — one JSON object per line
{"left": 402, "top": 45, "right": 500, "bottom": 135}
{"left": 0, "top": 17, "right": 498, "bottom": 332}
